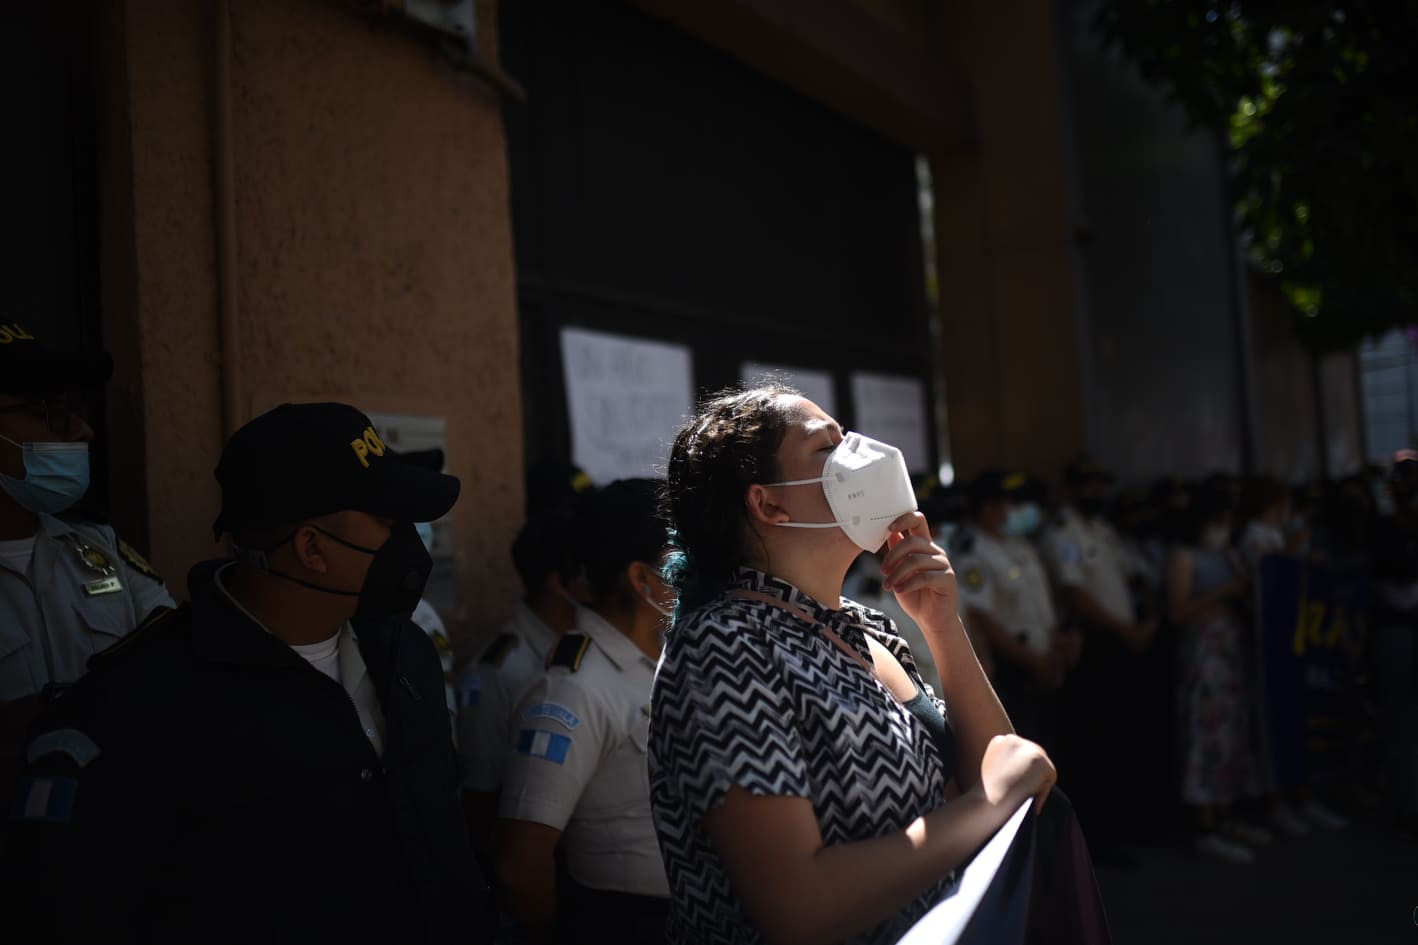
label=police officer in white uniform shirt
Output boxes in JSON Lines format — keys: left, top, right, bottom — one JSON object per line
{"left": 457, "top": 503, "right": 589, "bottom": 856}
{"left": 1041, "top": 459, "right": 1155, "bottom": 650}
{"left": 954, "top": 469, "right": 1063, "bottom": 748}
{"left": 1040, "top": 457, "right": 1155, "bottom": 864}
{"left": 495, "top": 479, "right": 671, "bottom": 945}
{"left": 0, "top": 325, "right": 174, "bottom": 795}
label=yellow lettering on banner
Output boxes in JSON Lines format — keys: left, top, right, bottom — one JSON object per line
{"left": 7, "top": 324, "right": 34, "bottom": 340}
{"left": 351, "top": 438, "right": 370, "bottom": 468}
{"left": 1325, "top": 609, "right": 1347, "bottom": 648}
{"left": 1310, "top": 602, "right": 1328, "bottom": 651}
{"left": 1292, "top": 598, "right": 1326, "bottom": 657}
{"left": 0, "top": 328, "right": 12, "bottom": 344}
{"left": 363, "top": 427, "right": 386, "bottom": 459}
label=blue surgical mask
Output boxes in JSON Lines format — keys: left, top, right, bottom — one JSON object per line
{"left": 0, "top": 435, "right": 90, "bottom": 515}
{"left": 1004, "top": 502, "right": 1042, "bottom": 538}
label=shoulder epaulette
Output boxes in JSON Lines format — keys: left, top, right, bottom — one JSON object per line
{"left": 88, "top": 605, "right": 183, "bottom": 666}
{"left": 116, "top": 538, "right": 164, "bottom": 583}
{"left": 479, "top": 632, "right": 518, "bottom": 667}
{"left": 546, "top": 633, "right": 591, "bottom": 672}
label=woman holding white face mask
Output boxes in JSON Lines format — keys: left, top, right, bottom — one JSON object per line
{"left": 648, "top": 385, "right": 1056, "bottom": 945}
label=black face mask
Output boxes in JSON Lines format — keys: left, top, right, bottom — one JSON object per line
{"left": 350, "top": 521, "right": 433, "bottom": 620}
{"left": 1078, "top": 496, "right": 1108, "bottom": 519}
{"left": 255, "top": 520, "right": 432, "bottom": 620}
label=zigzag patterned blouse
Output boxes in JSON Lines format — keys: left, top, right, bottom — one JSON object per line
{"left": 648, "top": 567, "right": 956, "bottom": 945}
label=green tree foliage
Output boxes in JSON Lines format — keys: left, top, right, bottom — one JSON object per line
{"left": 1095, "top": 2, "right": 1418, "bottom": 350}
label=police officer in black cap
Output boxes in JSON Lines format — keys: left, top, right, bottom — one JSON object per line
{"left": 0, "top": 323, "right": 173, "bottom": 801}
{"left": 4, "top": 402, "right": 489, "bottom": 944}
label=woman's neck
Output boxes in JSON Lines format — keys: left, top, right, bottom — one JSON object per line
{"left": 746, "top": 543, "right": 854, "bottom": 611}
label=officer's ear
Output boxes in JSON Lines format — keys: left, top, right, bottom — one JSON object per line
{"left": 290, "top": 524, "right": 332, "bottom": 574}
{"left": 625, "top": 560, "right": 658, "bottom": 597}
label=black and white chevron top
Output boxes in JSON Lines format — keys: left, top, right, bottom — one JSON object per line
{"left": 648, "top": 567, "right": 956, "bottom": 945}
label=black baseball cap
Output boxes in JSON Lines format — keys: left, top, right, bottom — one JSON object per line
{"left": 0, "top": 322, "right": 113, "bottom": 396}
{"left": 1064, "top": 456, "right": 1116, "bottom": 488}
{"left": 212, "top": 402, "right": 460, "bottom": 540}
{"left": 969, "top": 468, "right": 1029, "bottom": 505}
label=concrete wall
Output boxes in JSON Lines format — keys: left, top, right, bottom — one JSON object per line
{"left": 1060, "top": 0, "right": 1250, "bottom": 483}
{"left": 1250, "top": 276, "right": 1363, "bottom": 481}
{"left": 102, "top": 0, "right": 523, "bottom": 659}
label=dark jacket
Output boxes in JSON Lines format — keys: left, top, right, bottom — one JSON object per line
{"left": 2, "top": 561, "right": 489, "bottom": 944}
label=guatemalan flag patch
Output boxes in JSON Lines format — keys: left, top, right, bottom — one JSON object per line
{"left": 10, "top": 776, "right": 78, "bottom": 823}
{"left": 514, "top": 728, "right": 572, "bottom": 765}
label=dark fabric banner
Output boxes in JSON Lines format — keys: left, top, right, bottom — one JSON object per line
{"left": 1254, "top": 555, "right": 1370, "bottom": 788}
{"left": 899, "top": 789, "right": 1111, "bottom": 945}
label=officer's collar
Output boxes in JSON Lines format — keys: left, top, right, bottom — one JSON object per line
{"left": 511, "top": 600, "right": 560, "bottom": 655}
{"left": 185, "top": 559, "right": 313, "bottom": 669}
{"left": 574, "top": 606, "right": 651, "bottom": 670}
{"left": 32, "top": 512, "right": 81, "bottom": 541}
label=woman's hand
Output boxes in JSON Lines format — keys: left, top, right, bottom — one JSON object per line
{"left": 881, "top": 511, "right": 959, "bottom": 635}
{"left": 978, "top": 733, "right": 1057, "bottom": 813}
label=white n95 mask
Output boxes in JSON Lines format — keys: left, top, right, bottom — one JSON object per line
{"left": 766, "top": 432, "right": 918, "bottom": 551}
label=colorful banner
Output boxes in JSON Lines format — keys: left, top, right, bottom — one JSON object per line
{"left": 1254, "top": 555, "right": 1370, "bottom": 788}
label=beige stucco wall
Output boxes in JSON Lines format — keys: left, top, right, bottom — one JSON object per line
{"left": 106, "top": 0, "right": 523, "bottom": 660}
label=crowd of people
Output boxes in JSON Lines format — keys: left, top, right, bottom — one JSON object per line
{"left": 0, "top": 326, "right": 1411, "bottom": 944}
{"left": 924, "top": 455, "right": 1408, "bottom": 868}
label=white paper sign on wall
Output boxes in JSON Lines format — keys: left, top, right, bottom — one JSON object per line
{"left": 561, "top": 327, "right": 694, "bottom": 484}
{"left": 740, "top": 362, "right": 837, "bottom": 418}
{"left": 849, "top": 371, "right": 931, "bottom": 475}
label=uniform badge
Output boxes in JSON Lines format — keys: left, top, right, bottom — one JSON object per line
{"left": 965, "top": 568, "right": 985, "bottom": 591}
{"left": 72, "top": 540, "right": 114, "bottom": 576}
{"left": 69, "top": 538, "right": 123, "bottom": 597}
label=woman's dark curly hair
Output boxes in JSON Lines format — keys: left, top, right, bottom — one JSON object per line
{"left": 663, "top": 383, "right": 801, "bottom": 616}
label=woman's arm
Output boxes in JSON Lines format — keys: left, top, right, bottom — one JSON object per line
{"left": 702, "top": 734, "right": 1053, "bottom": 945}
{"left": 881, "top": 512, "right": 1014, "bottom": 791}
{"left": 1165, "top": 547, "right": 1242, "bottom": 625}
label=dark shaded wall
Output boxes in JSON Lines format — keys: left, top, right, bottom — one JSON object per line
{"left": 502, "top": 0, "right": 934, "bottom": 469}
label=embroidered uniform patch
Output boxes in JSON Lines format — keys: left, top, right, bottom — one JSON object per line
{"left": 522, "top": 702, "right": 582, "bottom": 730}
{"left": 457, "top": 677, "right": 481, "bottom": 708}
{"left": 117, "top": 539, "right": 163, "bottom": 582}
{"left": 11, "top": 776, "right": 78, "bottom": 823}
{"left": 514, "top": 728, "right": 572, "bottom": 765}
{"left": 27, "top": 728, "right": 101, "bottom": 768}
{"left": 965, "top": 568, "right": 985, "bottom": 590}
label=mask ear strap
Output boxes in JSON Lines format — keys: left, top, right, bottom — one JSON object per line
{"left": 763, "top": 476, "right": 827, "bottom": 487}
{"left": 234, "top": 531, "right": 298, "bottom": 572}
{"left": 775, "top": 521, "right": 846, "bottom": 529}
